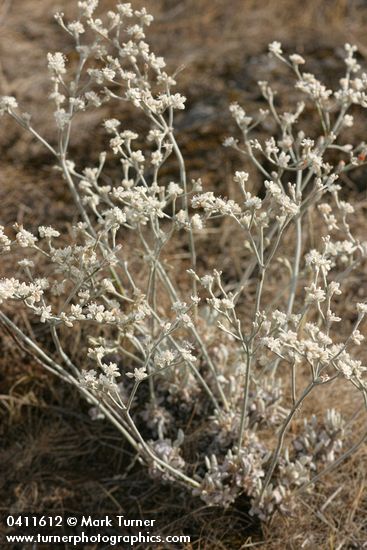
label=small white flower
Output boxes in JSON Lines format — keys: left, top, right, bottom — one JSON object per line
{"left": 102, "top": 362, "right": 120, "bottom": 378}
{"left": 67, "top": 21, "right": 85, "bottom": 36}
{"left": 167, "top": 93, "right": 186, "bottom": 110}
{"left": 0, "top": 278, "right": 17, "bottom": 303}
{"left": 167, "top": 182, "right": 183, "bottom": 196}
{"left": 126, "top": 367, "right": 148, "bottom": 381}
{"left": 85, "top": 91, "right": 102, "bottom": 107}
{"left": 79, "top": 369, "right": 98, "bottom": 391}
{"left": 179, "top": 346, "right": 197, "bottom": 363}
{"left": 155, "top": 350, "right": 176, "bottom": 369}
{"left": 326, "top": 310, "right": 341, "bottom": 323}
{"left": 15, "top": 227, "right": 37, "bottom": 248}
{"left": 110, "top": 136, "right": 123, "bottom": 154}
{"left": 289, "top": 54, "right": 305, "bottom": 65}
{"left": 18, "top": 259, "right": 34, "bottom": 268}
{"left": 117, "top": 3, "right": 133, "bottom": 16}
{"left": 200, "top": 275, "right": 214, "bottom": 289}
{"left": 0, "top": 96, "right": 18, "bottom": 115}
{"left": 191, "top": 214, "right": 204, "bottom": 231}
{"left": 151, "top": 150, "right": 163, "bottom": 166}
{"left": 104, "top": 119, "right": 120, "bottom": 133}
{"left": 304, "top": 283, "right": 326, "bottom": 304}
{"left": 343, "top": 114, "right": 354, "bottom": 127}
{"left": 269, "top": 41, "right": 283, "bottom": 56}
{"left": 352, "top": 329, "right": 364, "bottom": 345}
{"left": 47, "top": 52, "right": 67, "bottom": 74}
{"left": 54, "top": 109, "right": 71, "bottom": 129}
{"left": 223, "top": 137, "right": 238, "bottom": 147}
{"left": 70, "top": 304, "right": 85, "bottom": 320}
{"left": 357, "top": 303, "right": 367, "bottom": 316}
{"left": 221, "top": 297, "right": 235, "bottom": 310}
{"left": 102, "top": 67, "right": 116, "bottom": 81}
{"left": 0, "top": 226, "right": 11, "bottom": 251}
{"left": 37, "top": 305, "right": 52, "bottom": 323}
{"left": 38, "top": 226, "right": 60, "bottom": 239}
{"left": 233, "top": 171, "right": 249, "bottom": 185}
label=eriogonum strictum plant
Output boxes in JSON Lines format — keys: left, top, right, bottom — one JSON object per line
{"left": 0, "top": 3, "right": 367, "bottom": 518}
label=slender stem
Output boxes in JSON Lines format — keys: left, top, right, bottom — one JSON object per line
{"left": 127, "top": 380, "right": 140, "bottom": 412}
{"left": 238, "top": 344, "right": 252, "bottom": 448}
{"left": 59, "top": 153, "right": 95, "bottom": 235}
{"left": 287, "top": 169, "right": 303, "bottom": 317}
{"left": 260, "top": 382, "right": 315, "bottom": 500}
{"left": 287, "top": 214, "right": 302, "bottom": 316}
{"left": 167, "top": 129, "right": 197, "bottom": 302}
{"left": 291, "top": 361, "right": 297, "bottom": 405}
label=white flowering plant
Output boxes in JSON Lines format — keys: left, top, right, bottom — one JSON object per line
{"left": 1, "top": 2, "right": 367, "bottom": 520}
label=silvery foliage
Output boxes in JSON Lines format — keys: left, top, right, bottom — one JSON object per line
{"left": 1, "top": 3, "right": 367, "bottom": 519}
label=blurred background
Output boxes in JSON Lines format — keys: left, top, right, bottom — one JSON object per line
{"left": 1, "top": 1, "right": 367, "bottom": 548}
{"left": 2, "top": 0, "right": 367, "bottom": 227}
